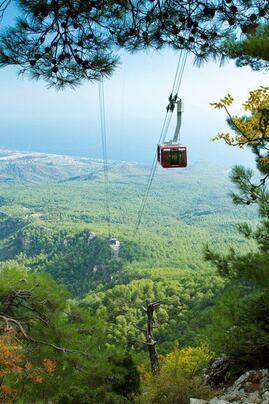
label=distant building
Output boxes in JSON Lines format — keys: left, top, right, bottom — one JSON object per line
{"left": 109, "top": 238, "right": 120, "bottom": 259}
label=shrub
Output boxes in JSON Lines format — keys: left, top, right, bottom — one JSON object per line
{"left": 136, "top": 344, "right": 215, "bottom": 404}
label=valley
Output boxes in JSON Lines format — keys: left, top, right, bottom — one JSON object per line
{"left": 0, "top": 149, "right": 259, "bottom": 356}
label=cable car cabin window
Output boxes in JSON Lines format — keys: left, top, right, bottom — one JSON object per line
{"left": 171, "top": 149, "right": 181, "bottom": 164}
{"left": 157, "top": 145, "right": 187, "bottom": 168}
{"left": 163, "top": 148, "right": 182, "bottom": 166}
{"left": 160, "top": 146, "right": 187, "bottom": 168}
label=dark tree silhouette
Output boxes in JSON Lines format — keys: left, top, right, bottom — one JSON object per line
{"left": 138, "top": 301, "right": 162, "bottom": 376}
{"left": 224, "top": 23, "right": 269, "bottom": 71}
{"left": 0, "top": 1, "right": 268, "bottom": 88}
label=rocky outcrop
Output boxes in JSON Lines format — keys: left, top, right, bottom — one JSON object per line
{"left": 191, "top": 369, "right": 269, "bottom": 403}
{"left": 204, "top": 356, "right": 232, "bottom": 385}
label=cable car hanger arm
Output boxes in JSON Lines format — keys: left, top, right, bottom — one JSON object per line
{"left": 172, "top": 98, "right": 183, "bottom": 144}
{"left": 165, "top": 95, "right": 183, "bottom": 144}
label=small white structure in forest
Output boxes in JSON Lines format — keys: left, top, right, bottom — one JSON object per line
{"left": 87, "top": 232, "right": 96, "bottom": 244}
{"left": 109, "top": 238, "right": 120, "bottom": 258}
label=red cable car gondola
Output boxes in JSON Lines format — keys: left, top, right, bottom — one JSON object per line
{"left": 157, "top": 97, "right": 187, "bottom": 168}
{"left": 157, "top": 144, "right": 187, "bottom": 168}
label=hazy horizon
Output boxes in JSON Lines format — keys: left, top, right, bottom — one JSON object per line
{"left": 0, "top": 48, "right": 266, "bottom": 168}
{"left": 0, "top": 146, "right": 234, "bottom": 170}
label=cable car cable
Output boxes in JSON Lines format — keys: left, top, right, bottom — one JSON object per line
{"left": 133, "top": 104, "right": 173, "bottom": 233}
{"left": 133, "top": 55, "right": 183, "bottom": 234}
{"left": 98, "top": 79, "right": 111, "bottom": 237}
{"left": 134, "top": 110, "right": 171, "bottom": 232}
{"left": 134, "top": 50, "right": 188, "bottom": 234}
{"left": 138, "top": 50, "right": 185, "bottom": 198}
{"left": 170, "top": 50, "right": 183, "bottom": 97}
{"left": 174, "top": 51, "right": 187, "bottom": 96}
{"left": 134, "top": 65, "right": 183, "bottom": 226}
{"left": 134, "top": 110, "right": 173, "bottom": 233}
{"left": 134, "top": 51, "right": 187, "bottom": 231}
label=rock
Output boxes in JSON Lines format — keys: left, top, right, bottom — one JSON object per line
{"left": 192, "top": 370, "right": 269, "bottom": 404}
{"left": 262, "top": 390, "right": 269, "bottom": 401}
{"left": 204, "top": 356, "right": 232, "bottom": 385}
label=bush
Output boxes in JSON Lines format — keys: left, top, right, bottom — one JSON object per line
{"left": 136, "top": 344, "right": 215, "bottom": 404}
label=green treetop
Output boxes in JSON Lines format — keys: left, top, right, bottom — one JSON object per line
{"left": 224, "top": 23, "right": 269, "bottom": 71}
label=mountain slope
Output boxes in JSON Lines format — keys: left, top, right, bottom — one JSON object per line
{"left": 0, "top": 148, "right": 258, "bottom": 266}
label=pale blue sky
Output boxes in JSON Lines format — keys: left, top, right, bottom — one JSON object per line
{"left": 0, "top": 46, "right": 267, "bottom": 165}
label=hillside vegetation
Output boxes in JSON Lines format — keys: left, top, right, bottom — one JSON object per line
{"left": 0, "top": 149, "right": 260, "bottom": 402}
{"left": 0, "top": 150, "right": 257, "bottom": 349}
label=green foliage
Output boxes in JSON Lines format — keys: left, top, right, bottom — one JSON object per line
{"left": 84, "top": 269, "right": 224, "bottom": 353}
{"left": 0, "top": 1, "right": 268, "bottom": 87}
{"left": 0, "top": 157, "right": 258, "bottom": 268}
{"left": 0, "top": 153, "right": 262, "bottom": 400}
{"left": 0, "top": 261, "right": 140, "bottom": 403}
{"left": 211, "top": 87, "right": 269, "bottom": 209}
{"left": 224, "top": 24, "right": 269, "bottom": 71}
{"left": 38, "top": 231, "right": 115, "bottom": 296}
{"left": 206, "top": 98, "right": 269, "bottom": 373}
{"left": 206, "top": 237, "right": 269, "bottom": 372}
{"left": 136, "top": 345, "right": 215, "bottom": 404}
{"left": 203, "top": 284, "right": 269, "bottom": 376}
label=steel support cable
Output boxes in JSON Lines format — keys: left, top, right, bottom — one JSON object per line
{"left": 134, "top": 51, "right": 184, "bottom": 225}
{"left": 133, "top": 57, "right": 183, "bottom": 235}
{"left": 134, "top": 98, "right": 176, "bottom": 233}
{"left": 174, "top": 51, "right": 188, "bottom": 95}
{"left": 143, "top": 54, "right": 188, "bottom": 201}
{"left": 134, "top": 106, "right": 177, "bottom": 234}
{"left": 98, "top": 79, "right": 111, "bottom": 237}
{"left": 134, "top": 51, "right": 188, "bottom": 234}
{"left": 170, "top": 50, "right": 183, "bottom": 97}
{"left": 134, "top": 110, "right": 173, "bottom": 233}
{"left": 134, "top": 63, "right": 185, "bottom": 234}
{"left": 139, "top": 111, "right": 173, "bottom": 203}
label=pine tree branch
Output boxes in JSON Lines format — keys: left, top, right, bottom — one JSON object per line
{"left": 0, "top": 315, "right": 92, "bottom": 358}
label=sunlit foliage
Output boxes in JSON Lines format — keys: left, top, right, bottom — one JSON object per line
{"left": 136, "top": 344, "right": 214, "bottom": 404}
{"left": 0, "top": 333, "right": 57, "bottom": 403}
{"left": 206, "top": 85, "right": 269, "bottom": 378}
{"left": 211, "top": 87, "right": 269, "bottom": 207}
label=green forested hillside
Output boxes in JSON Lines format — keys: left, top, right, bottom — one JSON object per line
{"left": 83, "top": 269, "right": 224, "bottom": 352}
{"left": 0, "top": 150, "right": 257, "bottom": 253}
{"left": 0, "top": 149, "right": 258, "bottom": 287}
{"left": 0, "top": 150, "right": 258, "bottom": 353}
{"left": 0, "top": 149, "right": 262, "bottom": 402}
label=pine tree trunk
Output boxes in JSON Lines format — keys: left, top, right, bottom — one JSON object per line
{"left": 146, "top": 303, "right": 160, "bottom": 376}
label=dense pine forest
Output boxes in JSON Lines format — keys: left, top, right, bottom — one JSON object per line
{"left": 0, "top": 148, "right": 263, "bottom": 402}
